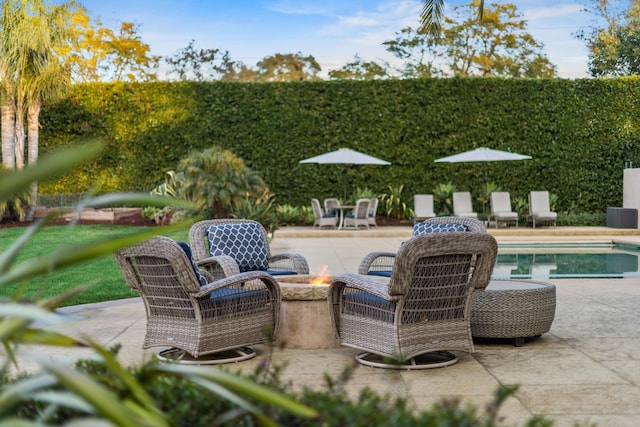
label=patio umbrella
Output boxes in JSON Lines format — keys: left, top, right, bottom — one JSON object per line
{"left": 435, "top": 147, "right": 531, "bottom": 214}
{"left": 300, "top": 148, "right": 391, "bottom": 201}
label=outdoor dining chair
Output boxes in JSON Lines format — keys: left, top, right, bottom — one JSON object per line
{"left": 311, "top": 198, "right": 338, "bottom": 228}
{"left": 115, "top": 236, "right": 281, "bottom": 364}
{"left": 328, "top": 232, "right": 497, "bottom": 369}
{"left": 189, "top": 219, "right": 309, "bottom": 280}
{"left": 343, "top": 198, "right": 371, "bottom": 229}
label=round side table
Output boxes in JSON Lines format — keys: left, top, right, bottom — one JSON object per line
{"left": 471, "top": 279, "right": 556, "bottom": 347}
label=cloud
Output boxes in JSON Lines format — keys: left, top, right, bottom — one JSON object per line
{"left": 523, "top": 4, "right": 584, "bottom": 21}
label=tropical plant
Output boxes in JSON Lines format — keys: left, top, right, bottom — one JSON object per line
{"left": 351, "top": 186, "right": 375, "bottom": 201}
{"left": 231, "top": 188, "right": 277, "bottom": 231}
{"left": 298, "top": 205, "right": 314, "bottom": 225}
{"left": 177, "top": 146, "right": 266, "bottom": 218}
{"left": 143, "top": 170, "right": 186, "bottom": 223}
{"left": 0, "top": 142, "right": 316, "bottom": 425}
{"left": 275, "top": 204, "right": 300, "bottom": 226}
{"left": 432, "top": 182, "right": 457, "bottom": 215}
{"left": 420, "top": 0, "right": 485, "bottom": 38}
{"left": 379, "top": 184, "right": 412, "bottom": 222}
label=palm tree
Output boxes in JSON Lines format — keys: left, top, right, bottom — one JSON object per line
{"left": 177, "top": 147, "right": 266, "bottom": 218}
{"left": 0, "top": 0, "right": 80, "bottom": 218}
{"left": 421, "top": 0, "right": 484, "bottom": 37}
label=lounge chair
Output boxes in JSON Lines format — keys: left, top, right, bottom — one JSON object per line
{"left": 311, "top": 198, "right": 338, "bottom": 228}
{"left": 189, "top": 219, "right": 309, "bottom": 280}
{"left": 358, "top": 216, "right": 486, "bottom": 277}
{"left": 527, "top": 191, "right": 557, "bottom": 228}
{"left": 115, "top": 236, "right": 281, "bottom": 364}
{"left": 489, "top": 191, "right": 518, "bottom": 228}
{"left": 328, "top": 232, "right": 498, "bottom": 369}
{"left": 453, "top": 192, "right": 478, "bottom": 218}
{"left": 413, "top": 194, "right": 436, "bottom": 223}
{"left": 344, "top": 198, "right": 370, "bottom": 229}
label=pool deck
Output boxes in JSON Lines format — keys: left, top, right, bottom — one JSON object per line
{"left": 15, "top": 226, "right": 640, "bottom": 426}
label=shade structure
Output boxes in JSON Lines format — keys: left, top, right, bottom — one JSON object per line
{"left": 300, "top": 148, "right": 391, "bottom": 201}
{"left": 435, "top": 147, "right": 531, "bottom": 215}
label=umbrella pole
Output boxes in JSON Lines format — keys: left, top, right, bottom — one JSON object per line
{"left": 482, "top": 163, "right": 487, "bottom": 218}
{"left": 343, "top": 166, "right": 348, "bottom": 202}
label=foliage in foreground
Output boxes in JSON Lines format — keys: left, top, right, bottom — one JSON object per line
{"left": 9, "top": 348, "right": 555, "bottom": 427}
{"left": 0, "top": 143, "right": 316, "bottom": 426}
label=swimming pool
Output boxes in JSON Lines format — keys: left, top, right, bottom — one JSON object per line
{"left": 493, "top": 243, "right": 640, "bottom": 279}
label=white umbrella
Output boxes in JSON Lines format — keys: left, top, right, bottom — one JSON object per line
{"left": 435, "top": 147, "right": 531, "bottom": 214}
{"left": 300, "top": 148, "right": 391, "bottom": 200}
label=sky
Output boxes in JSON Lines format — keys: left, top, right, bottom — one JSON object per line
{"left": 78, "top": 0, "right": 611, "bottom": 79}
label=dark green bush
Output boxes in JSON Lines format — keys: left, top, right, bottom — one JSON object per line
{"left": 39, "top": 78, "right": 640, "bottom": 213}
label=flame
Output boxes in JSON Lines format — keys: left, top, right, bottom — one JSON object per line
{"left": 310, "top": 265, "right": 331, "bottom": 286}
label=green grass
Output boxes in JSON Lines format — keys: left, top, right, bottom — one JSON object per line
{"left": 0, "top": 224, "right": 189, "bottom": 307}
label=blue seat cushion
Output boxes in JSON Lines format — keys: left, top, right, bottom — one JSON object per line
{"left": 206, "top": 223, "right": 269, "bottom": 272}
{"left": 266, "top": 269, "right": 298, "bottom": 276}
{"left": 343, "top": 291, "right": 395, "bottom": 323}
{"left": 413, "top": 223, "right": 469, "bottom": 236}
{"left": 322, "top": 213, "right": 336, "bottom": 218}
{"left": 367, "top": 270, "right": 392, "bottom": 278}
{"left": 177, "top": 242, "right": 208, "bottom": 286}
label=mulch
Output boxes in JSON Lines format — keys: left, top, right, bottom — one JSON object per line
{"left": 0, "top": 212, "right": 156, "bottom": 229}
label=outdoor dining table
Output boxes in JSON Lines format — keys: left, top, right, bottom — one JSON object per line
{"left": 335, "top": 205, "right": 355, "bottom": 229}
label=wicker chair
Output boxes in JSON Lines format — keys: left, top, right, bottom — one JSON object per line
{"left": 328, "top": 232, "right": 497, "bottom": 369}
{"left": 324, "top": 198, "right": 341, "bottom": 216}
{"left": 368, "top": 197, "right": 379, "bottom": 227}
{"left": 311, "top": 198, "right": 338, "bottom": 228}
{"left": 115, "top": 236, "right": 281, "bottom": 364}
{"left": 358, "top": 216, "right": 486, "bottom": 277}
{"left": 189, "top": 219, "right": 309, "bottom": 281}
{"left": 344, "top": 198, "right": 371, "bottom": 229}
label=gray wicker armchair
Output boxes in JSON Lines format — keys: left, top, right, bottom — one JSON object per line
{"left": 328, "top": 232, "right": 497, "bottom": 369}
{"left": 189, "top": 219, "right": 309, "bottom": 280}
{"left": 115, "top": 236, "right": 281, "bottom": 364}
{"left": 358, "top": 216, "right": 487, "bottom": 278}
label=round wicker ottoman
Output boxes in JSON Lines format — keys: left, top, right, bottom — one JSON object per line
{"left": 471, "top": 279, "right": 556, "bottom": 347}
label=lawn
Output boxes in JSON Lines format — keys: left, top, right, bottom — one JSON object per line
{"left": 0, "top": 224, "right": 189, "bottom": 307}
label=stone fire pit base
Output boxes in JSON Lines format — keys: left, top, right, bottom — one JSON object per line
{"left": 275, "top": 275, "right": 338, "bottom": 350}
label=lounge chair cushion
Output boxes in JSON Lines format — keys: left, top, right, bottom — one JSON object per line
{"left": 177, "top": 242, "right": 208, "bottom": 286}
{"left": 413, "top": 222, "right": 469, "bottom": 235}
{"left": 206, "top": 223, "right": 269, "bottom": 272}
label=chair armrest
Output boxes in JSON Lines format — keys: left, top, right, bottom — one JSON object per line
{"left": 357, "top": 251, "right": 396, "bottom": 275}
{"left": 330, "top": 273, "right": 393, "bottom": 300}
{"left": 197, "top": 255, "right": 241, "bottom": 279}
{"left": 269, "top": 253, "right": 310, "bottom": 274}
{"left": 195, "top": 270, "right": 281, "bottom": 301}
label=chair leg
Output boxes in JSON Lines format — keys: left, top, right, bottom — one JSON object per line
{"left": 355, "top": 351, "right": 459, "bottom": 370}
{"left": 157, "top": 347, "right": 256, "bottom": 365}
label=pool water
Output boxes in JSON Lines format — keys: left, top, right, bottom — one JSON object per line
{"left": 493, "top": 244, "right": 640, "bottom": 279}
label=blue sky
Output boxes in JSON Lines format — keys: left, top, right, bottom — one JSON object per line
{"left": 80, "top": 0, "right": 609, "bottom": 78}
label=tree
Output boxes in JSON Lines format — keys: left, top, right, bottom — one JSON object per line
{"left": 1, "top": 0, "right": 82, "bottom": 219}
{"left": 328, "top": 55, "right": 390, "bottom": 80}
{"left": 177, "top": 147, "right": 266, "bottom": 219}
{"left": 387, "top": 1, "right": 555, "bottom": 78}
{"left": 577, "top": 0, "right": 640, "bottom": 77}
{"left": 67, "top": 17, "right": 159, "bottom": 82}
{"left": 420, "top": 0, "right": 484, "bottom": 38}
{"left": 255, "top": 52, "right": 321, "bottom": 82}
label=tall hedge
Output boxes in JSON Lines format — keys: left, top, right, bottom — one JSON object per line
{"left": 39, "top": 78, "right": 640, "bottom": 212}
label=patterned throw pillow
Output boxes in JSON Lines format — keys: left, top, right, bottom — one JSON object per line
{"left": 206, "top": 223, "right": 269, "bottom": 272}
{"left": 177, "top": 242, "right": 208, "bottom": 286}
{"left": 412, "top": 222, "right": 469, "bottom": 236}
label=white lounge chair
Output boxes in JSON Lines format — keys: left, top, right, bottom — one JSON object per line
{"left": 527, "top": 191, "right": 557, "bottom": 228}
{"left": 490, "top": 192, "right": 518, "bottom": 228}
{"left": 453, "top": 192, "right": 478, "bottom": 218}
{"left": 413, "top": 194, "right": 436, "bottom": 223}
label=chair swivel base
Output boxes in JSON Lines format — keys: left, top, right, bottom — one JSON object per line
{"left": 355, "top": 351, "right": 458, "bottom": 370}
{"left": 157, "top": 346, "right": 256, "bottom": 365}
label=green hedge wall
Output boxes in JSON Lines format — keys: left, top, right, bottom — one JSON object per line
{"left": 39, "top": 78, "right": 640, "bottom": 212}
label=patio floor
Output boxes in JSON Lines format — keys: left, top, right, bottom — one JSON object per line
{"left": 17, "top": 226, "right": 640, "bottom": 427}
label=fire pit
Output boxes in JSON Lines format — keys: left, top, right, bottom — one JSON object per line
{"left": 275, "top": 274, "right": 337, "bottom": 349}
